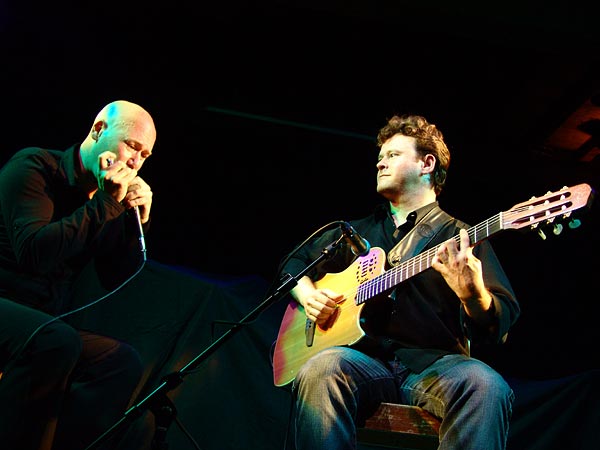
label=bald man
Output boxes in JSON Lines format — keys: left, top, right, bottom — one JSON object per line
{"left": 0, "top": 100, "right": 156, "bottom": 450}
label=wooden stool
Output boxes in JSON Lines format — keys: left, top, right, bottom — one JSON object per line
{"left": 357, "top": 403, "right": 441, "bottom": 450}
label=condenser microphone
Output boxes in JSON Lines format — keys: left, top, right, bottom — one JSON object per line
{"left": 340, "top": 222, "right": 371, "bottom": 256}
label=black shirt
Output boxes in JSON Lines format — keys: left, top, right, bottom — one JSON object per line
{"left": 0, "top": 145, "right": 144, "bottom": 314}
{"left": 283, "top": 202, "right": 520, "bottom": 372}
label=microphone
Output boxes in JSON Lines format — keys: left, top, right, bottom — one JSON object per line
{"left": 132, "top": 206, "right": 147, "bottom": 256}
{"left": 340, "top": 222, "right": 370, "bottom": 256}
{"left": 127, "top": 184, "right": 147, "bottom": 257}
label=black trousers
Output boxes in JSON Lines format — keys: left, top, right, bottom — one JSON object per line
{"left": 0, "top": 298, "right": 143, "bottom": 450}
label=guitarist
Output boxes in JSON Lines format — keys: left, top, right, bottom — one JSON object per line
{"left": 283, "top": 114, "right": 521, "bottom": 450}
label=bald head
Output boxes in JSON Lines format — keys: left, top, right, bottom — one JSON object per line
{"left": 92, "top": 100, "right": 156, "bottom": 143}
{"left": 80, "top": 100, "right": 157, "bottom": 182}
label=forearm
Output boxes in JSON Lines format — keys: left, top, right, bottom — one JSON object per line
{"left": 291, "top": 276, "right": 317, "bottom": 309}
{"left": 461, "top": 288, "right": 495, "bottom": 327}
{"left": 13, "top": 192, "right": 125, "bottom": 272}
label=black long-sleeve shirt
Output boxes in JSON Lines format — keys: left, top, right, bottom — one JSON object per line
{"left": 282, "top": 202, "right": 520, "bottom": 372}
{"left": 0, "top": 144, "right": 145, "bottom": 315}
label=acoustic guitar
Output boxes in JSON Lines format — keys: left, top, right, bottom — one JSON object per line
{"left": 272, "top": 183, "right": 594, "bottom": 387}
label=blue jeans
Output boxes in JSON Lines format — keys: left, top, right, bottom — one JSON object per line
{"left": 293, "top": 346, "right": 514, "bottom": 450}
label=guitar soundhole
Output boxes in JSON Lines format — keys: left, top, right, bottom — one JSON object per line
{"left": 356, "top": 253, "right": 380, "bottom": 284}
{"left": 319, "top": 306, "right": 341, "bottom": 331}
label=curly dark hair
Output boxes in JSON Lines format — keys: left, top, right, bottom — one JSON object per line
{"left": 377, "top": 114, "right": 451, "bottom": 195}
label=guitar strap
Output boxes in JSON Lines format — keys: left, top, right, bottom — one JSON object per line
{"left": 351, "top": 205, "right": 455, "bottom": 359}
{"left": 387, "top": 205, "right": 454, "bottom": 267}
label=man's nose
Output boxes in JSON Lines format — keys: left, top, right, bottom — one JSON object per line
{"left": 127, "top": 153, "right": 141, "bottom": 169}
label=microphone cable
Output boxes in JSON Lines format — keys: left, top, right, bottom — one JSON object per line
{"left": 274, "top": 220, "right": 345, "bottom": 283}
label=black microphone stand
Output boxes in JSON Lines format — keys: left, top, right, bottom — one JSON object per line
{"left": 83, "top": 236, "right": 344, "bottom": 450}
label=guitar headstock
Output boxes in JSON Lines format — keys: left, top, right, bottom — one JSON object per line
{"left": 502, "top": 183, "right": 594, "bottom": 232}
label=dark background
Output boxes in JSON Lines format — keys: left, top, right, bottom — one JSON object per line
{"left": 1, "top": 1, "right": 599, "bottom": 381}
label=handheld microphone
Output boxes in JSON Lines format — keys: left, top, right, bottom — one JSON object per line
{"left": 127, "top": 184, "right": 147, "bottom": 257}
{"left": 340, "top": 222, "right": 371, "bottom": 256}
{"left": 132, "top": 205, "right": 147, "bottom": 256}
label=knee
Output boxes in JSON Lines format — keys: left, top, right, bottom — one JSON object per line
{"left": 296, "top": 348, "right": 344, "bottom": 383}
{"left": 31, "top": 321, "right": 82, "bottom": 373}
{"left": 467, "top": 363, "right": 514, "bottom": 407}
{"left": 294, "top": 347, "right": 358, "bottom": 399}
{"left": 485, "top": 370, "right": 513, "bottom": 403}
{"left": 111, "top": 342, "right": 144, "bottom": 388}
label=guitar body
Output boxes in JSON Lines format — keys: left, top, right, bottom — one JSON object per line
{"left": 272, "top": 247, "right": 387, "bottom": 387}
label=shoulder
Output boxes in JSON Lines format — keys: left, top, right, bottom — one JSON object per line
{"left": 432, "top": 204, "right": 470, "bottom": 230}
{"left": 3, "top": 147, "right": 63, "bottom": 167}
{"left": 421, "top": 207, "right": 469, "bottom": 246}
{"left": 0, "top": 147, "right": 67, "bottom": 190}
{"left": 350, "top": 203, "right": 388, "bottom": 227}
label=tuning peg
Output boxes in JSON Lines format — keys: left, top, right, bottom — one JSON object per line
{"left": 553, "top": 223, "right": 563, "bottom": 235}
{"left": 568, "top": 219, "right": 581, "bottom": 229}
{"left": 537, "top": 228, "right": 547, "bottom": 240}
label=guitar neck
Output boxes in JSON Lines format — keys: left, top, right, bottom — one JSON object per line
{"left": 356, "top": 212, "right": 504, "bottom": 304}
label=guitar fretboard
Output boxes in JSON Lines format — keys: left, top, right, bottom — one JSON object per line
{"left": 353, "top": 184, "right": 589, "bottom": 304}
{"left": 355, "top": 212, "right": 505, "bottom": 304}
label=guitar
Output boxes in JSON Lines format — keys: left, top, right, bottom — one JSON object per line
{"left": 272, "top": 183, "right": 594, "bottom": 387}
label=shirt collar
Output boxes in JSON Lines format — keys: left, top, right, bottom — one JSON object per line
{"left": 60, "top": 143, "right": 82, "bottom": 188}
{"left": 409, "top": 201, "right": 440, "bottom": 225}
{"left": 385, "top": 201, "right": 439, "bottom": 225}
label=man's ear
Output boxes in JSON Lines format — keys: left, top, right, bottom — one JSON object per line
{"left": 91, "top": 121, "right": 104, "bottom": 141}
{"left": 422, "top": 153, "right": 436, "bottom": 173}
